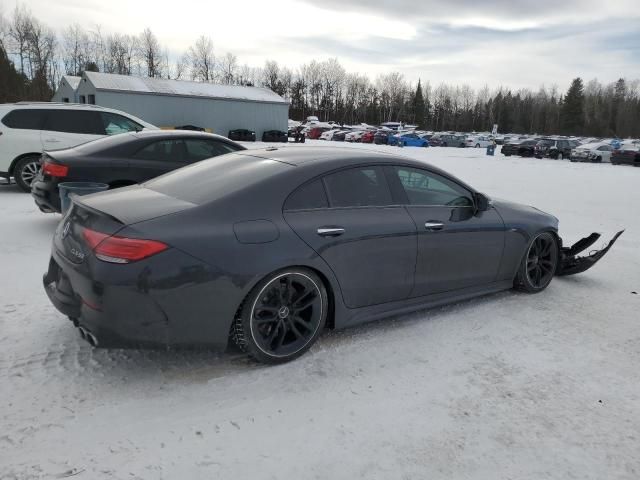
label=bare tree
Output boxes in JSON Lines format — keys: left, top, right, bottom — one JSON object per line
{"left": 138, "top": 27, "right": 163, "bottom": 77}
{"left": 172, "top": 52, "right": 189, "bottom": 80}
{"left": 188, "top": 35, "right": 215, "bottom": 82}
{"left": 219, "top": 52, "right": 237, "bottom": 84}
{"left": 61, "top": 24, "right": 89, "bottom": 75}
{"left": 8, "top": 4, "right": 32, "bottom": 75}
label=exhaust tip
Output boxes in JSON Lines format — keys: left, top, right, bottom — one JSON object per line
{"left": 85, "top": 331, "right": 99, "bottom": 347}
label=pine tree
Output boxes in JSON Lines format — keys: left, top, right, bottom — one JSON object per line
{"left": 413, "top": 79, "right": 425, "bottom": 128}
{"left": 560, "top": 77, "right": 585, "bottom": 135}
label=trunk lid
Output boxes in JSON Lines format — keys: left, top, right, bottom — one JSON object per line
{"left": 54, "top": 186, "right": 196, "bottom": 264}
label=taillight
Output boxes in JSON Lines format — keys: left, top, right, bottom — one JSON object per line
{"left": 82, "top": 228, "right": 168, "bottom": 264}
{"left": 43, "top": 160, "right": 69, "bottom": 177}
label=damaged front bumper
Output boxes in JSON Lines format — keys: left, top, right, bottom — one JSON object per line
{"left": 557, "top": 230, "right": 624, "bottom": 276}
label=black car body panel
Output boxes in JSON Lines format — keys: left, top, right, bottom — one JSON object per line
{"left": 502, "top": 139, "right": 538, "bottom": 157}
{"left": 31, "top": 130, "right": 244, "bottom": 213}
{"left": 42, "top": 146, "right": 620, "bottom": 351}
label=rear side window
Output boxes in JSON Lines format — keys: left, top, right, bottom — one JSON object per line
{"left": 43, "top": 110, "right": 105, "bottom": 135}
{"left": 1, "top": 109, "right": 46, "bottom": 129}
{"left": 100, "top": 112, "right": 142, "bottom": 135}
{"left": 284, "top": 180, "right": 328, "bottom": 211}
{"left": 134, "top": 140, "right": 186, "bottom": 162}
{"left": 184, "top": 139, "right": 238, "bottom": 162}
{"left": 323, "top": 166, "right": 392, "bottom": 208}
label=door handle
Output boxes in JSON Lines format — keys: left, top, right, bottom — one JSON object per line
{"left": 44, "top": 138, "right": 61, "bottom": 143}
{"left": 425, "top": 221, "right": 444, "bottom": 231}
{"left": 317, "top": 227, "right": 345, "bottom": 237}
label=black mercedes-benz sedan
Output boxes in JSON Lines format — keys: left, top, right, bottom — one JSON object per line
{"left": 43, "top": 147, "right": 622, "bottom": 364}
{"left": 31, "top": 130, "right": 244, "bottom": 213}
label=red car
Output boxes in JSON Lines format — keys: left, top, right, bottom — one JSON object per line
{"left": 361, "top": 131, "right": 375, "bottom": 143}
{"left": 306, "top": 127, "right": 331, "bottom": 140}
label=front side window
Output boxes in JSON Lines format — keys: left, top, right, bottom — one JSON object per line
{"left": 1, "top": 109, "right": 46, "bottom": 130}
{"left": 100, "top": 112, "right": 142, "bottom": 135}
{"left": 323, "top": 166, "right": 392, "bottom": 208}
{"left": 284, "top": 180, "right": 328, "bottom": 211}
{"left": 597, "top": 145, "right": 611, "bottom": 151}
{"left": 134, "top": 139, "right": 186, "bottom": 162}
{"left": 393, "top": 167, "right": 473, "bottom": 207}
{"left": 184, "top": 139, "right": 237, "bottom": 163}
{"left": 43, "top": 110, "right": 105, "bottom": 135}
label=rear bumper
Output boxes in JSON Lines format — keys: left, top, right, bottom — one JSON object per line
{"left": 31, "top": 178, "right": 61, "bottom": 213}
{"left": 43, "top": 244, "right": 235, "bottom": 351}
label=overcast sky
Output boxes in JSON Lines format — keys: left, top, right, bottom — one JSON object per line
{"left": 8, "top": 0, "right": 640, "bottom": 90}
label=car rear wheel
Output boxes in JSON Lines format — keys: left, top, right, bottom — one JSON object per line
{"left": 514, "top": 232, "right": 559, "bottom": 293}
{"left": 595, "top": 156, "right": 602, "bottom": 163}
{"left": 232, "top": 268, "right": 328, "bottom": 364}
{"left": 15, "top": 155, "right": 41, "bottom": 192}
{"left": 475, "top": 143, "right": 480, "bottom": 148}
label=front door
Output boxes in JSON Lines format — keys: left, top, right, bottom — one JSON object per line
{"left": 284, "top": 166, "right": 417, "bottom": 309}
{"left": 387, "top": 166, "right": 505, "bottom": 297}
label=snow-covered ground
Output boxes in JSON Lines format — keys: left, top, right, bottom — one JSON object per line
{"left": 1, "top": 141, "right": 639, "bottom": 479}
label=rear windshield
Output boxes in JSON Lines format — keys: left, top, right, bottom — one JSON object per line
{"left": 144, "top": 153, "right": 291, "bottom": 204}
{"left": 72, "top": 132, "right": 137, "bottom": 153}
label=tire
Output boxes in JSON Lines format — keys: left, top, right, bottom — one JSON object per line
{"left": 475, "top": 144, "right": 480, "bottom": 148}
{"left": 232, "top": 268, "right": 328, "bottom": 364}
{"left": 595, "top": 156, "right": 602, "bottom": 163}
{"left": 14, "top": 155, "right": 41, "bottom": 192}
{"left": 557, "top": 153, "right": 563, "bottom": 160}
{"left": 442, "top": 142, "right": 448, "bottom": 147}
{"left": 514, "top": 232, "right": 559, "bottom": 293}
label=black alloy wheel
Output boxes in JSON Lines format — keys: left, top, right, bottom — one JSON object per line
{"left": 233, "top": 269, "right": 327, "bottom": 364}
{"left": 515, "top": 232, "right": 559, "bottom": 293}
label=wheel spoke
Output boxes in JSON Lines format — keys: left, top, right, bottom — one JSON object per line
{"left": 289, "top": 321, "right": 304, "bottom": 339}
{"left": 273, "top": 324, "right": 287, "bottom": 350}
{"left": 293, "top": 315, "right": 314, "bottom": 332}
{"left": 292, "top": 291, "right": 316, "bottom": 312}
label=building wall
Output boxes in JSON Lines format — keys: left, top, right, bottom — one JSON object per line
{"left": 51, "top": 82, "right": 77, "bottom": 103}
{"left": 76, "top": 80, "right": 288, "bottom": 138}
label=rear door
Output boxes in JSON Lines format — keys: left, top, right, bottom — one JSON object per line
{"left": 387, "top": 166, "right": 505, "bottom": 296}
{"left": 40, "top": 109, "right": 105, "bottom": 150}
{"left": 284, "top": 166, "right": 417, "bottom": 309}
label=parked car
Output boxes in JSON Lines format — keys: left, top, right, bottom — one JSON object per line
{"left": 319, "top": 129, "right": 340, "bottom": 141}
{"left": 0, "top": 102, "right": 156, "bottom": 192}
{"left": 262, "top": 130, "right": 288, "bottom": 142}
{"left": 373, "top": 130, "right": 394, "bottom": 145}
{"left": 502, "top": 139, "right": 538, "bottom": 157}
{"left": 345, "top": 130, "right": 366, "bottom": 142}
{"left": 331, "top": 130, "right": 350, "bottom": 142}
{"left": 534, "top": 138, "right": 579, "bottom": 160}
{"left": 465, "top": 135, "right": 491, "bottom": 148}
{"left": 610, "top": 144, "right": 640, "bottom": 166}
{"left": 389, "top": 132, "right": 429, "bottom": 147}
{"left": 306, "top": 126, "right": 331, "bottom": 140}
{"left": 361, "top": 131, "right": 375, "bottom": 143}
{"left": 430, "top": 134, "right": 466, "bottom": 147}
{"left": 43, "top": 146, "right": 621, "bottom": 364}
{"left": 228, "top": 129, "right": 256, "bottom": 142}
{"left": 569, "top": 142, "right": 613, "bottom": 163}
{"left": 31, "top": 131, "right": 244, "bottom": 213}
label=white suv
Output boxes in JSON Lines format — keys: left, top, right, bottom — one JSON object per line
{"left": 0, "top": 103, "right": 157, "bottom": 191}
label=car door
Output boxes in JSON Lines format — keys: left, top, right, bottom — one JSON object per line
{"left": 283, "top": 166, "right": 417, "bottom": 309}
{"left": 40, "top": 109, "right": 105, "bottom": 150}
{"left": 130, "top": 139, "right": 188, "bottom": 181}
{"left": 387, "top": 165, "right": 506, "bottom": 296}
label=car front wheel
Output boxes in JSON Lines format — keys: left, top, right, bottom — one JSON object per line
{"left": 514, "top": 232, "right": 559, "bottom": 293}
{"left": 15, "top": 155, "right": 41, "bottom": 192}
{"left": 232, "top": 268, "right": 328, "bottom": 364}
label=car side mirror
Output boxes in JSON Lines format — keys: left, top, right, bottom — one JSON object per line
{"left": 474, "top": 193, "right": 490, "bottom": 212}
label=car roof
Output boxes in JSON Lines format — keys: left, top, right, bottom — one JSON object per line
{"left": 129, "top": 130, "right": 235, "bottom": 142}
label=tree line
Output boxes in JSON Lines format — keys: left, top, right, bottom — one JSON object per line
{"left": 1, "top": 4, "right": 639, "bottom": 137}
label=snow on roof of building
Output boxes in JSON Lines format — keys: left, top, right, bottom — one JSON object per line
{"left": 83, "top": 72, "right": 288, "bottom": 105}
{"left": 63, "top": 75, "right": 81, "bottom": 89}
